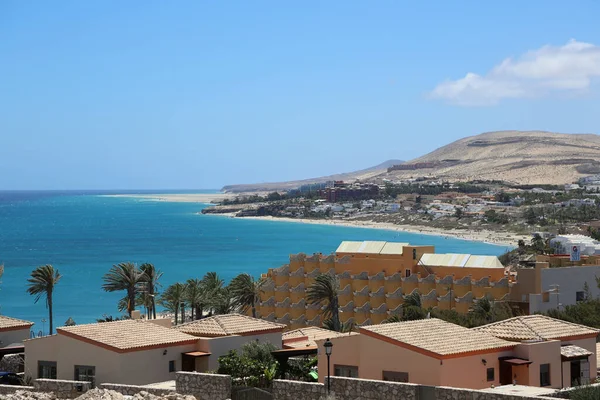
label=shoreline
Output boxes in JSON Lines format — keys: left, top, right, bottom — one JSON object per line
{"left": 100, "top": 193, "right": 234, "bottom": 203}
{"left": 106, "top": 193, "right": 523, "bottom": 248}
{"left": 210, "top": 213, "right": 523, "bottom": 248}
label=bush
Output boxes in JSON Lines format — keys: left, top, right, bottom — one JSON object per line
{"left": 217, "top": 341, "right": 279, "bottom": 388}
{"left": 569, "top": 384, "right": 600, "bottom": 400}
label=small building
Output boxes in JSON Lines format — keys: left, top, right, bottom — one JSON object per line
{"left": 173, "top": 313, "right": 285, "bottom": 372}
{"left": 474, "top": 315, "right": 599, "bottom": 387}
{"left": 24, "top": 319, "right": 199, "bottom": 386}
{"left": 317, "top": 317, "right": 598, "bottom": 390}
{"left": 0, "top": 316, "right": 34, "bottom": 356}
{"left": 510, "top": 260, "right": 600, "bottom": 314}
{"left": 316, "top": 318, "right": 516, "bottom": 389}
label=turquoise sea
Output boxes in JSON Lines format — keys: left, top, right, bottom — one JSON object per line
{"left": 0, "top": 191, "right": 509, "bottom": 333}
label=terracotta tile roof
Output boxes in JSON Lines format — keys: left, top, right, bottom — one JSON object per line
{"left": 0, "top": 315, "right": 34, "bottom": 331}
{"left": 283, "top": 327, "right": 350, "bottom": 348}
{"left": 361, "top": 318, "right": 514, "bottom": 357}
{"left": 173, "top": 314, "right": 285, "bottom": 337}
{"left": 57, "top": 320, "right": 198, "bottom": 352}
{"left": 473, "top": 315, "right": 600, "bottom": 341}
{"left": 561, "top": 345, "right": 592, "bottom": 359}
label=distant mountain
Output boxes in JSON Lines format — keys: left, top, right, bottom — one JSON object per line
{"left": 221, "top": 160, "right": 403, "bottom": 193}
{"left": 377, "top": 131, "right": 600, "bottom": 185}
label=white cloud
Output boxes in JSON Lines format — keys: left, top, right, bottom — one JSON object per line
{"left": 430, "top": 40, "right": 600, "bottom": 106}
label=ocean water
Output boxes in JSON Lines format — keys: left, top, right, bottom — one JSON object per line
{"left": 0, "top": 191, "right": 509, "bottom": 333}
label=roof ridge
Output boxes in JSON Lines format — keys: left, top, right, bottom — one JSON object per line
{"left": 518, "top": 316, "right": 545, "bottom": 340}
{"left": 538, "top": 314, "right": 600, "bottom": 332}
{"left": 213, "top": 314, "right": 230, "bottom": 335}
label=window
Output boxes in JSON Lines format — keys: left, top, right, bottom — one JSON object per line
{"left": 487, "top": 368, "right": 495, "bottom": 382}
{"left": 169, "top": 360, "right": 176, "bottom": 372}
{"left": 576, "top": 291, "right": 585, "bottom": 302}
{"left": 405, "top": 269, "right": 411, "bottom": 278}
{"left": 383, "top": 371, "right": 409, "bottom": 382}
{"left": 334, "top": 365, "right": 358, "bottom": 378}
{"left": 412, "top": 249, "right": 417, "bottom": 260}
{"left": 540, "top": 364, "right": 551, "bottom": 387}
{"left": 74, "top": 365, "right": 96, "bottom": 388}
{"left": 38, "top": 361, "right": 57, "bottom": 379}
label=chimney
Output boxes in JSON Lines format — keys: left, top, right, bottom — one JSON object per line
{"left": 131, "top": 310, "right": 141, "bottom": 320}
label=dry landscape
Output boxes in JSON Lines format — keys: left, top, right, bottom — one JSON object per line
{"left": 223, "top": 131, "right": 600, "bottom": 192}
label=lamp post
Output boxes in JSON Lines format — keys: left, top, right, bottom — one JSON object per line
{"left": 324, "top": 338, "right": 333, "bottom": 394}
{"left": 41, "top": 318, "right": 47, "bottom": 336}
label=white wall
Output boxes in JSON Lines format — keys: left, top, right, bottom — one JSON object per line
{"left": 198, "top": 332, "right": 282, "bottom": 371}
{"left": 539, "top": 266, "right": 600, "bottom": 310}
{"left": 0, "top": 328, "right": 32, "bottom": 347}
{"left": 25, "top": 333, "right": 198, "bottom": 385}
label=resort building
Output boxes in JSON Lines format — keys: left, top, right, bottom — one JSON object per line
{"left": 173, "top": 313, "right": 285, "bottom": 372}
{"left": 256, "top": 241, "right": 510, "bottom": 329}
{"left": 24, "top": 319, "right": 198, "bottom": 386}
{"left": 0, "top": 315, "right": 34, "bottom": 356}
{"left": 316, "top": 317, "right": 598, "bottom": 390}
{"left": 474, "top": 315, "right": 599, "bottom": 387}
{"left": 510, "top": 259, "right": 600, "bottom": 314}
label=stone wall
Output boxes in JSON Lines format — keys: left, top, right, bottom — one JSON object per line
{"left": 330, "top": 376, "right": 418, "bottom": 400}
{"left": 272, "top": 380, "right": 325, "bottom": 400}
{"left": 34, "top": 378, "right": 92, "bottom": 399}
{"left": 175, "top": 371, "right": 232, "bottom": 400}
{"left": 100, "top": 383, "right": 173, "bottom": 396}
{"left": 269, "top": 378, "right": 556, "bottom": 400}
{"left": 0, "top": 384, "right": 35, "bottom": 394}
{"left": 0, "top": 354, "right": 24, "bottom": 373}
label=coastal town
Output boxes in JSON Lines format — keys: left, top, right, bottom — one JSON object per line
{"left": 4, "top": 1, "right": 600, "bottom": 399}
{"left": 202, "top": 173, "right": 600, "bottom": 247}
{"left": 3, "top": 236, "right": 600, "bottom": 399}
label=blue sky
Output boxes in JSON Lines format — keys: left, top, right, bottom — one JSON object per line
{"left": 1, "top": 1, "right": 599, "bottom": 190}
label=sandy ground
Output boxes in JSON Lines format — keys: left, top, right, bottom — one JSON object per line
{"left": 101, "top": 193, "right": 234, "bottom": 203}
{"left": 212, "top": 214, "right": 524, "bottom": 248}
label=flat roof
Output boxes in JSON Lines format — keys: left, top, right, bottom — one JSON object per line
{"left": 173, "top": 313, "right": 285, "bottom": 338}
{"left": 335, "top": 241, "right": 410, "bottom": 255}
{"left": 419, "top": 253, "right": 503, "bottom": 269}
{"left": 0, "top": 316, "right": 34, "bottom": 332}
{"left": 56, "top": 320, "right": 198, "bottom": 353}
{"left": 474, "top": 315, "right": 600, "bottom": 341}
{"left": 361, "top": 319, "right": 514, "bottom": 358}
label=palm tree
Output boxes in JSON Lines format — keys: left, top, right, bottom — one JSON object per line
{"left": 306, "top": 273, "right": 340, "bottom": 332}
{"left": 102, "top": 262, "right": 144, "bottom": 317}
{"left": 26, "top": 265, "right": 62, "bottom": 334}
{"left": 212, "top": 287, "right": 235, "bottom": 315}
{"left": 159, "top": 282, "right": 186, "bottom": 325}
{"left": 202, "top": 272, "right": 225, "bottom": 315}
{"left": 401, "top": 290, "right": 425, "bottom": 321}
{"left": 471, "top": 297, "right": 498, "bottom": 324}
{"left": 140, "top": 263, "right": 163, "bottom": 319}
{"left": 184, "top": 279, "right": 204, "bottom": 320}
{"left": 403, "top": 290, "right": 421, "bottom": 308}
{"left": 229, "top": 273, "right": 266, "bottom": 318}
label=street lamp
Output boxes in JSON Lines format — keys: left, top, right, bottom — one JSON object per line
{"left": 324, "top": 338, "right": 333, "bottom": 394}
{"left": 41, "top": 318, "right": 47, "bottom": 336}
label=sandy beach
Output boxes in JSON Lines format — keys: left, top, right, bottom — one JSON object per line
{"left": 102, "top": 193, "right": 234, "bottom": 203}
{"left": 108, "top": 193, "right": 524, "bottom": 247}
{"left": 213, "top": 214, "right": 524, "bottom": 248}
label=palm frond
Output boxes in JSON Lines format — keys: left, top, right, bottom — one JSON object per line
{"left": 26, "top": 264, "right": 61, "bottom": 307}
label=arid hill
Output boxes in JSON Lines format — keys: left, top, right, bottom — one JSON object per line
{"left": 378, "top": 131, "right": 600, "bottom": 185}
{"left": 221, "top": 160, "right": 403, "bottom": 193}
